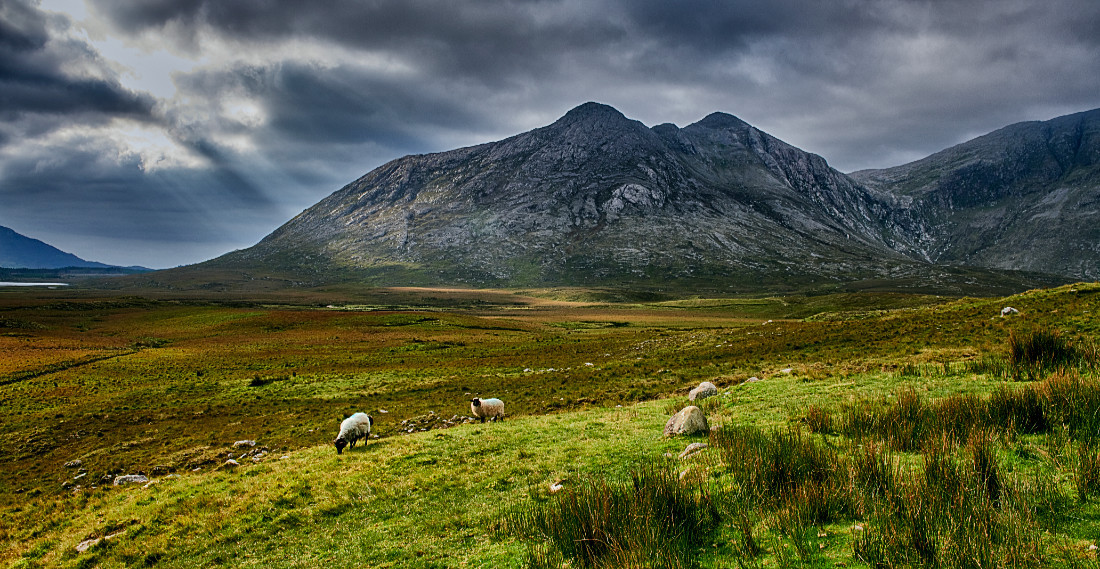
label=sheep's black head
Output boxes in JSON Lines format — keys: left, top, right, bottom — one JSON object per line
{"left": 471, "top": 398, "right": 481, "bottom": 407}
{"left": 334, "top": 437, "right": 347, "bottom": 454}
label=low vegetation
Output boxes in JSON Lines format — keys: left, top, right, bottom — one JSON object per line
{"left": 2, "top": 282, "right": 1099, "bottom": 567}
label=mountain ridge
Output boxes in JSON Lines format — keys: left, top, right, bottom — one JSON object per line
{"left": 158, "top": 102, "right": 1096, "bottom": 292}
{"left": 852, "top": 107, "right": 1100, "bottom": 278}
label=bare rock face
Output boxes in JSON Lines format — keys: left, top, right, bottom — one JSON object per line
{"left": 664, "top": 406, "right": 709, "bottom": 437}
{"left": 689, "top": 381, "right": 718, "bottom": 401}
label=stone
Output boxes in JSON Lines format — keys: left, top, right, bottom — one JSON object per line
{"left": 113, "top": 474, "right": 149, "bottom": 486}
{"left": 1001, "top": 306, "right": 1020, "bottom": 316}
{"left": 745, "top": 376, "right": 761, "bottom": 383}
{"left": 222, "top": 459, "right": 240, "bottom": 469}
{"left": 678, "top": 442, "right": 709, "bottom": 459}
{"left": 664, "top": 406, "right": 709, "bottom": 436}
{"left": 688, "top": 381, "right": 718, "bottom": 401}
{"left": 232, "top": 440, "right": 257, "bottom": 448}
{"left": 64, "top": 459, "right": 82, "bottom": 468}
{"left": 75, "top": 538, "right": 101, "bottom": 553}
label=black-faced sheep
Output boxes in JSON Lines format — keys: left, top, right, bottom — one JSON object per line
{"left": 470, "top": 398, "right": 504, "bottom": 422}
{"left": 334, "top": 412, "right": 373, "bottom": 454}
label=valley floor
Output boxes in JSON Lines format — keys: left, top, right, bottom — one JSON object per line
{"left": 2, "top": 284, "right": 1099, "bottom": 567}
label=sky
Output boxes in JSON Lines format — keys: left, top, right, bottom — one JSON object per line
{"left": 3, "top": 0, "right": 1100, "bottom": 269}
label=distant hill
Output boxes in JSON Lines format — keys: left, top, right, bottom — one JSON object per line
{"left": 0, "top": 225, "right": 141, "bottom": 271}
{"left": 149, "top": 103, "right": 1095, "bottom": 294}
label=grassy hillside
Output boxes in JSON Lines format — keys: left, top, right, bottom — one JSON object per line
{"left": 2, "top": 283, "right": 1100, "bottom": 567}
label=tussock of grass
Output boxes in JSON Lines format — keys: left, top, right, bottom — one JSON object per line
{"left": 502, "top": 463, "right": 721, "bottom": 569}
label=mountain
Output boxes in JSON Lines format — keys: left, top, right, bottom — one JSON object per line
{"left": 0, "top": 225, "right": 112, "bottom": 269}
{"left": 206, "top": 103, "right": 944, "bottom": 289}
{"left": 852, "top": 108, "right": 1100, "bottom": 280}
{"left": 171, "top": 102, "right": 1091, "bottom": 293}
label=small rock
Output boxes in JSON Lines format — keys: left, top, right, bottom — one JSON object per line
{"left": 75, "top": 538, "right": 101, "bottom": 553}
{"left": 222, "top": 459, "right": 240, "bottom": 469}
{"left": 678, "top": 442, "right": 709, "bottom": 459}
{"left": 113, "top": 474, "right": 149, "bottom": 486}
{"left": 745, "top": 376, "right": 761, "bottom": 383}
{"left": 232, "top": 440, "right": 256, "bottom": 448}
{"left": 780, "top": 368, "right": 793, "bottom": 374}
{"left": 73, "top": 472, "right": 86, "bottom": 480}
{"left": 280, "top": 455, "right": 290, "bottom": 459}
{"left": 664, "top": 406, "right": 709, "bottom": 437}
{"left": 1001, "top": 306, "right": 1020, "bottom": 316}
{"left": 688, "top": 381, "right": 718, "bottom": 401}
{"left": 64, "top": 459, "right": 82, "bottom": 468}
{"left": 549, "top": 481, "right": 565, "bottom": 493}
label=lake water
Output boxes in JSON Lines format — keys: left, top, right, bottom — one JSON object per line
{"left": 0, "top": 282, "right": 69, "bottom": 287}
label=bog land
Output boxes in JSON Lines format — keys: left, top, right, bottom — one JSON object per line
{"left": 2, "top": 283, "right": 1100, "bottom": 567}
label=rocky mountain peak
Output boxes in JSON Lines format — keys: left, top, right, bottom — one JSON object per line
{"left": 690, "top": 111, "right": 751, "bottom": 131}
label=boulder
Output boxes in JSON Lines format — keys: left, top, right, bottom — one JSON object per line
{"left": 664, "top": 406, "right": 709, "bottom": 436}
{"left": 688, "top": 381, "right": 718, "bottom": 401}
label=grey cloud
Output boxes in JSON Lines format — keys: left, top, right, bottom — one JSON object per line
{"left": 0, "top": 1, "right": 157, "bottom": 135}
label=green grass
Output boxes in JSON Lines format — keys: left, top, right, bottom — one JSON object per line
{"left": 2, "top": 282, "right": 1100, "bottom": 567}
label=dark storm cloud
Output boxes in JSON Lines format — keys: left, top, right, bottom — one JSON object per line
{"left": 84, "top": 0, "right": 1100, "bottom": 170}
{"left": 0, "top": 1, "right": 156, "bottom": 135}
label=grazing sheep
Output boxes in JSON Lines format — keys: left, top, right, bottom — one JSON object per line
{"left": 334, "top": 412, "right": 373, "bottom": 454}
{"left": 470, "top": 398, "right": 505, "bottom": 423}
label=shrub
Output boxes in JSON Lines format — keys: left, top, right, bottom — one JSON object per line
{"left": 801, "top": 404, "right": 832, "bottom": 434}
{"left": 504, "top": 462, "right": 721, "bottom": 569}
{"left": 1075, "top": 442, "right": 1100, "bottom": 503}
{"left": 1008, "top": 328, "right": 1078, "bottom": 381}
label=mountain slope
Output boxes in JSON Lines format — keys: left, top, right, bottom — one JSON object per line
{"left": 0, "top": 225, "right": 110, "bottom": 269}
{"left": 852, "top": 108, "right": 1100, "bottom": 279}
{"left": 212, "top": 103, "right": 932, "bottom": 288}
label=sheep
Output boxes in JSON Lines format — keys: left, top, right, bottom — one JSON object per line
{"left": 470, "top": 398, "right": 505, "bottom": 423}
{"left": 334, "top": 412, "right": 373, "bottom": 454}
